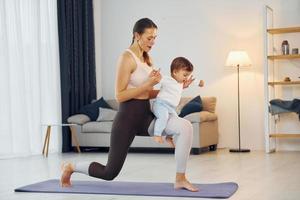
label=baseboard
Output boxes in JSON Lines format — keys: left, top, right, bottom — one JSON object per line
{"left": 71, "top": 146, "right": 212, "bottom": 154}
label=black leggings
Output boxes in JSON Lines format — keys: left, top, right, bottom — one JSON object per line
{"left": 88, "top": 99, "right": 154, "bottom": 180}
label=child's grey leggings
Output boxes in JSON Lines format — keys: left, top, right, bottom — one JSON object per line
{"left": 74, "top": 99, "right": 193, "bottom": 180}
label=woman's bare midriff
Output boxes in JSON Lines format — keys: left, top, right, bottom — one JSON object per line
{"left": 134, "top": 92, "right": 149, "bottom": 100}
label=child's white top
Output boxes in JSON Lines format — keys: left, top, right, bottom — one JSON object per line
{"left": 157, "top": 76, "right": 183, "bottom": 107}
{"left": 125, "top": 49, "right": 153, "bottom": 89}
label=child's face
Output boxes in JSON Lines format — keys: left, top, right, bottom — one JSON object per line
{"left": 172, "top": 69, "right": 192, "bottom": 83}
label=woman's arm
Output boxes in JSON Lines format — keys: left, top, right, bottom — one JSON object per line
{"left": 115, "top": 52, "right": 160, "bottom": 103}
{"left": 149, "top": 90, "right": 160, "bottom": 99}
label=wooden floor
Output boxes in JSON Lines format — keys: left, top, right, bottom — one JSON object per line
{"left": 1, "top": 149, "right": 299, "bottom": 200}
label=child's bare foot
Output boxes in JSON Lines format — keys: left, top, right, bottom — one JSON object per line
{"left": 153, "top": 136, "right": 164, "bottom": 144}
{"left": 165, "top": 136, "right": 175, "bottom": 148}
{"left": 174, "top": 180, "right": 199, "bottom": 192}
{"left": 60, "top": 162, "right": 74, "bottom": 187}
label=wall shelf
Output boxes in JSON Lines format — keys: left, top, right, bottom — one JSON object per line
{"left": 267, "top": 27, "right": 300, "bottom": 34}
{"left": 269, "top": 134, "right": 300, "bottom": 138}
{"left": 268, "top": 81, "right": 300, "bottom": 85}
{"left": 267, "top": 54, "right": 300, "bottom": 60}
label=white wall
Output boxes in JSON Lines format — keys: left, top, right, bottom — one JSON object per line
{"left": 94, "top": 0, "right": 102, "bottom": 98}
{"left": 94, "top": 0, "right": 300, "bottom": 150}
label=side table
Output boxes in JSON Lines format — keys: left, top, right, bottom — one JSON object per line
{"left": 42, "top": 123, "right": 81, "bottom": 157}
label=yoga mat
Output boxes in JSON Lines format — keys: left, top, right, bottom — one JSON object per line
{"left": 15, "top": 179, "right": 238, "bottom": 199}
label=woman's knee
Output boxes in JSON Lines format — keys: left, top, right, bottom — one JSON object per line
{"left": 91, "top": 168, "right": 120, "bottom": 181}
{"left": 187, "top": 121, "right": 193, "bottom": 133}
{"left": 165, "top": 117, "right": 193, "bottom": 136}
{"left": 88, "top": 162, "right": 121, "bottom": 181}
{"left": 180, "top": 119, "right": 193, "bottom": 134}
{"left": 103, "top": 168, "right": 120, "bottom": 180}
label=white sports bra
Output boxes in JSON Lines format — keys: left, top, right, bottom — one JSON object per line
{"left": 126, "top": 49, "right": 153, "bottom": 89}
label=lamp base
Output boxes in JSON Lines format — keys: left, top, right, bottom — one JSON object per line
{"left": 229, "top": 148, "right": 250, "bottom": 153}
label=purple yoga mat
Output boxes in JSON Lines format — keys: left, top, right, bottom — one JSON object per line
{"left": 15, "top": 179, "right": 238, "bottom": 199}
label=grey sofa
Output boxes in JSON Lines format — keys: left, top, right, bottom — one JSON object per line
{"left": 67, "top": 97, "right": 219, "bottom": 154}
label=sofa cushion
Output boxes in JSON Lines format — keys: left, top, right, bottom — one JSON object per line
{"left": 82, "top": 121, "right": 113, "bottom": 133}
{"left": 96, "top": 107, "right": 117, "bottom": 122}
{"left": 176, "top": 97, "right": 192, "bottom": 113}
{"left": 79, "top": 97, "right": 112, "bottom": 121}
{"left": 179, "top": 96, "right": 203, "bottom": 117}
{"left": 107, "top": 99, "right": 119, "bottom": 110}
{"left": 67, "top": 114, "right": 90, "bottom": 125}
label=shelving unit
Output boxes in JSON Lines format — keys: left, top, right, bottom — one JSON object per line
{"left": 264, "top": 6, "right": 300, "bottom": 153}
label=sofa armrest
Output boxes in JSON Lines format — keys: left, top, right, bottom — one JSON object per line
{"left": 202, "top": 97, "right": 217, "bottom": 113}
{"left": 199, "top": 111, "right": 217, "bottom": 122}
{"left": 67, "top": 114, "right": 90, "bottom": 125}
{"left": 184, "top": 111, "right": 218, "bottom": 123}
{"left": 183, "top": 112, "right": 201, "bottom": 123}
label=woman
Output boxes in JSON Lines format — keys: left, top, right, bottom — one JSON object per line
{"left": 61, "top": 18, "right": 198, "bottom": 192}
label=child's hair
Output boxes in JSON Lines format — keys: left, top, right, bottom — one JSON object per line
{"left": 170, "top": 57, "right": 193, "bottom": 73}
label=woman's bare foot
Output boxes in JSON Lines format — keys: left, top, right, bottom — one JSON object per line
{"left": 175, "top": 180, "right": 199, "bottom": 192}
{"left": 165, "top": 136, "right": 175, "bottom": 148}
{"left": 60, "top": 162, "right": 74, "bottom": 187}
{"left": 175, "top": 173, "right": 199, "bottom": 192}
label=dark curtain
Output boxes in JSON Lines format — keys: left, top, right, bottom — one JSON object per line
{"left": 57, "top": 0, "right": 97, "bottom": 152}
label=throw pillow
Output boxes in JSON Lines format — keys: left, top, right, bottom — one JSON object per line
{"left": 96, "top": 107, "right": 117, "bottom": 121}
{"left": 179, "top": 96, "right": 203, "bottom": 117}
{"left": 79, "top": 97, "right": 112, "bottom": 121}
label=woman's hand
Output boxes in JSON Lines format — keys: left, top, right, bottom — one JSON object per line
{"left": 183, "top": 75, "right": 195, "bottom": 89}
{"left": 149, "top": 68, "right": 160, "bottom": 77}
{"left": 144, "top": 69, "right": 162, "bottom": 90}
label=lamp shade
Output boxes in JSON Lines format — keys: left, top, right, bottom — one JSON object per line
{"left": 225, "top": 51, "right": 251, "bottom": 67}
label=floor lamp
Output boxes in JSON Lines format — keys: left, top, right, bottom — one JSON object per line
{"left": 225, "top": 51, "right": 251, "bottom": 153}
